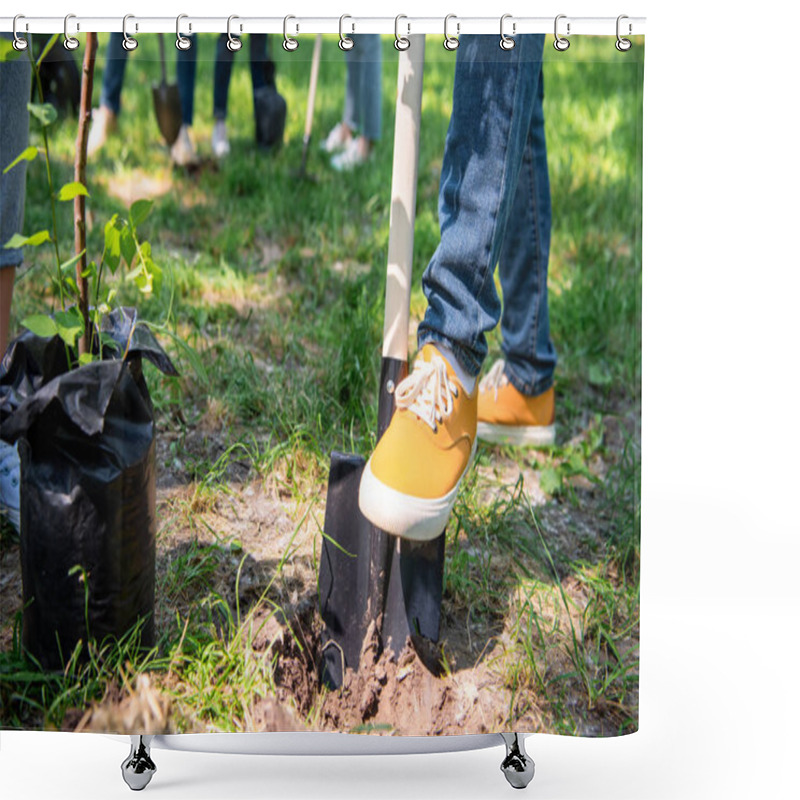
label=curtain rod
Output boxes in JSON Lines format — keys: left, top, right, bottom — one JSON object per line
{"left": 1, "top": 15, "right": 646, "bottom": 37}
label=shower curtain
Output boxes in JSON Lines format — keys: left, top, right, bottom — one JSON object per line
{"left": 1, "top": 27, "right": 643, "bottom": 742}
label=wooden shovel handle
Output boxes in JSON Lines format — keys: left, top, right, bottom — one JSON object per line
{"left": 303, "top": 34, "right": 323, "bottom": 142}
{"left": 158, "top": 32, "right": 168, "bottom": 85}
{"left": 382, "top": 37, "right": 425, "bottom": 362}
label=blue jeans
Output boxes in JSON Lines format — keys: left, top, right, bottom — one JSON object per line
{"left": 343, "top": 34, "right": 382, "bottom": 142}
{"left": 0, "top": 38, "right": 31, "bottom": 270}
{"left": 417, "top": 35, "right": 556, "bottom": 396}
{"left": 100, "top": 33, "right": 195, "bottom": 125}
{"left": 99, "top": 33, "right": 127, "bottom": 116}
{"left": 213, "top": 34, "right": 273, "bottom": 120}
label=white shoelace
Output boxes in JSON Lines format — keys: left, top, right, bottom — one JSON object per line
{"left": 478, "top": 359, "right": 509, "bottom": 401}
{"left": 395, "top": 355, "right": 459, "bottom": 432}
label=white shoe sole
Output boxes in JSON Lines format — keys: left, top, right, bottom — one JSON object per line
{"left": 476, "top": 422, "right": 556, "bottom": 447}
{"left": 358, "top": 440, "right": 477, "bottom": 542}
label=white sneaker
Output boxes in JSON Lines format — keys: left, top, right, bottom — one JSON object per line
{"left": 0, "top": 440, "right": 20, "bottom": 532}
{"left": 320, "top": 122, "right": 350, "bottom": 154}
{"left": 170, "top": 125, "right": 198, "bottom": 166}
{"left": 330, "top": 137, "right": 370, "bottom": 172}
{"left": 87, "top": 105, "right": 118, "bottom": 157}
{"left": 212, "top": 120, "right": 230, "bottom": 159}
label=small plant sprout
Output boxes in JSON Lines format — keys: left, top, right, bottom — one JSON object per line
{"left": 2, "top": 32, "right": 161, "bottom": 367}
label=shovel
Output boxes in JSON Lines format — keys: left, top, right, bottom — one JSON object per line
{"left": 319, "top": 36, "right": 445, "bottom": 690}
{"left": 151, "top": 33, "right": 182, "bottom": 147}
{"left": 292, "top": 33, "right": 323, "bottom": 180}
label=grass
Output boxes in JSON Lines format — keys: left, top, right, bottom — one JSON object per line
{"left": 1, "top": 33, "right": 643, "bottom": 736}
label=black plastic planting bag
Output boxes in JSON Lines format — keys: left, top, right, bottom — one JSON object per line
{"left": 0, "top": 309, "right": 177, "bottom": 669}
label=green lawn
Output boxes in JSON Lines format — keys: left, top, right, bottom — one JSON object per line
{"left": 1, "top": 34, "right": 642, "bottom": 737}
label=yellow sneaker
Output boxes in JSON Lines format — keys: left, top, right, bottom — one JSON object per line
{"left": 358, "top": 344, "right": 478, "bottom": 542}
{"left": 477, "top": 360, "right": 556, "bottom": 446}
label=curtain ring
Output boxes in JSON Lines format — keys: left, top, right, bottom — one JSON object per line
{"left": 554, "top": 14, "right": 570, "bottom": 51}
{"left": 282, "top": 15, "right": 298, "bottom": 51}
{"left": 12, "top": 15, "right": 28, "bottom": 51}
{"left": 616, "top": 14, "right": 632, "bottom": 51}
{"left": 394, "top": 15, "right": 410, "bottom": 51}
{"left": 499, "top": 14, "right": 515, "bottom": 50}
{"left": 121, "top": 14, "right": 138, "bottom": 51}
{"left": 63, "top": 14, "right": 80, "bottom": 51}
{"left": 176, "top": 14, "right": 192, "bottom": 51}
{"left": 339, "top": 15, "right": 354, "bottom": 51}
{"left": 443, "top": 14, "right": 459, "bottom": 51}
{"left": 226, "top": 15, "right": 242, "bottom": 52}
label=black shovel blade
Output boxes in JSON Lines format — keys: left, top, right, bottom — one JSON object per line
{"left": 382, "top": 533, "right": 446, "bottom": 655}
{"left": 152, "top": 83, "right": 182, "bottom": 147}
{"left": 319, "top": 451, "right": 372, "bottom": 689}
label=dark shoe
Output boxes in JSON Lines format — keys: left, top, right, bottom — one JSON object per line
{"left": 254, "top": 86, "right": 286, "bottom": 151}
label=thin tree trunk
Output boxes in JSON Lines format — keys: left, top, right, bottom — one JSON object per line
{"left": 75, "top": 32, "right": 97, "bottom": 356}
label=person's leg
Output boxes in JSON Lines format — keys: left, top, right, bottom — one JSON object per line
{"left": 214, "top": 33, "right": 234, "bottom": 121}
{"left": 342, "top": 40, "right": 359, "bottom": 135}
{"left": 359, "top": 35, "right": 545, "bottom": 541}
{"left": 0, "top": 44, "right": 32, "bottom": 356}
{"left": 175, "top": 34, "right": 197, "bottom": 127}
{"left": 170, "top": 34, "right": 198, "bottom": 165}
{"left": 417, "top": 34, "right": 545, "bottom": 378}
{"left": 356, "top": 34, "right": 382, "bottom": 144}
{"left": 331, "top": 34, "right": 381, "bottom": 170}
{"left": 249, "top": 33, "right": 275, "bottom": 92}
{"left": 89, "top": 33, "right": 126, "bottom": 155}
{"left": 0, "top": 42, "right": 31, "bottom": 531}
{"left": 497, "top": 66, "right": 556, "bottom": 396}
{"left": 99, "top": 32, "right": 128, "bottom": 115}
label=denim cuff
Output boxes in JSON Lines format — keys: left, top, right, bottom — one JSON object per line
{"left": 0, "top": 252, "right": 22, "bottom": 270}
{"left": 417, "top": 331, "right": 482, "bottom": 378}
{"left": 503, "top": 360, "right": 554, "bottom": 398}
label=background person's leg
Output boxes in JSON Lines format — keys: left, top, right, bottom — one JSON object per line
{"left": 497, "top": 67, "right": 556, "bottom": 397}
{"left": 88, "top": 33, "right": 127, "bottom": 155}
{"left": 417, "top": 34, "right": 545, "bottom": 378}
{"left": 176, "top": 34, "right": 197, "bottom": 126}
{"left": 99, "top": 32, "right": 127, "bottom": 116}
{"left": 0, "top": 41, "right": 32, "bottom": 355}
{"left": 249, "top": 33, "right": 275, "bottom": 91}
{"left": 0, "top": 39, "right": 31, "bottom": 530}
{"left": 213, "top": 33, "right": 234, "bottom": 121}
{"left": 331, "top": 34, "right": 382, "bottom": 170}
{"left": 354, "top": 33, "right": 382, "bottom": 144}
{"left": 171, "top": 34, "right": 198, "bottom": 165}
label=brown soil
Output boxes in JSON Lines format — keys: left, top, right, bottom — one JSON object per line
{"left": 0, "top": 407, "right": 638, "bottom": 738}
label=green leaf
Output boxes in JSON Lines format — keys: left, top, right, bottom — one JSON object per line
{"left": 78, "top": 352, "right": 95, "bottom": 367}
{"left": 100, "top": 333, "right": 120, "bottom": 355}
{"left": 539, "top": 466, "right": 563, "bottom": 496}
{"left": 35, "top": 34, "right": 59, "bottom": 69}
{"left": 103, "top": 216, "right": 121, "bottom": 273}
{"left": 78, "top": 257, "right": 97, "bottom": 280}
{"left": 129, "top": 199, "right": 153, "bottom": 229}
{"left": 54, "top": 308, "right": 85, "bottom": 349}
{"left": 58, "top": 249, "right": 86, "bottom": 274}
{"left": 3, "top": 146, "right": 38, "bottom": 174}
{"left": 4, "top": 233, "right": 29, "bottom": 250}
{"left": 144, "top": 256, "right": 163, "bottom": 295}
{"left": 59, "top": 275, "right": 79, "bottom": 297}
{"left": 120, "top": 226, "right": 136, "bottom": 267}
{"left": 27, "top": 102, "right": 58, "bottom": 128}
{"left": 4, "top": 230, "right": 51, "bottom": 249}
{"left": 0, "top": 38, "right": 23, "bottom": 62}
{"left": 21, "top": 315, "right": 58, "bottom": 339}
{"left": 57, "top": 182, "right": 90, "bottom": 202}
